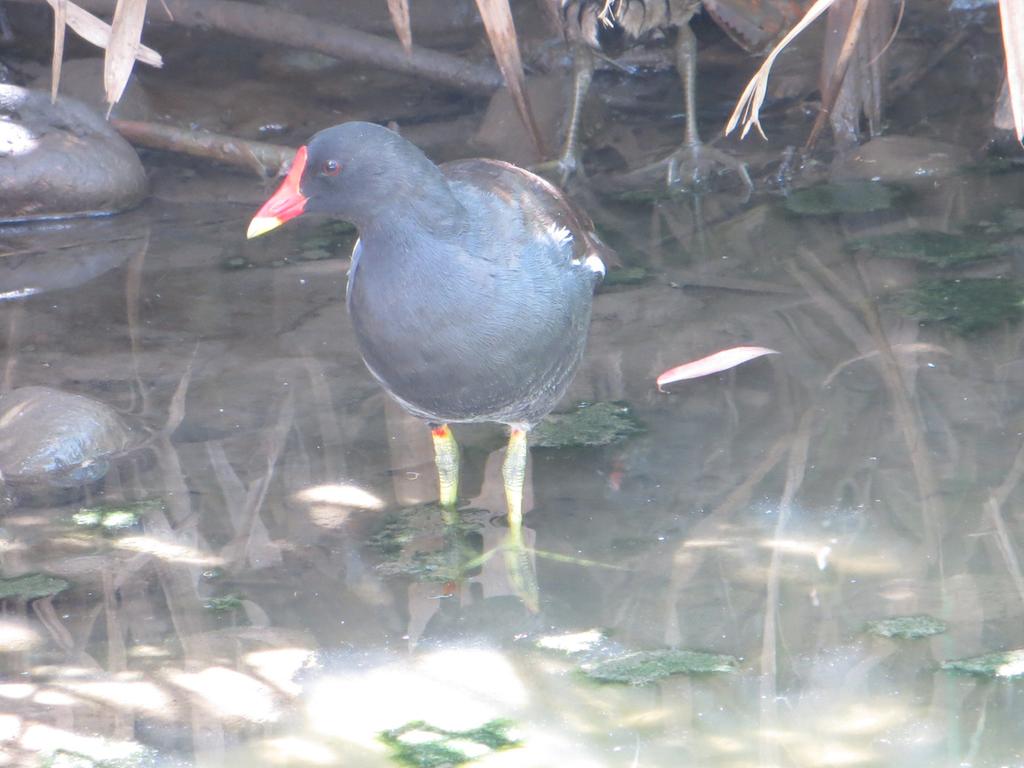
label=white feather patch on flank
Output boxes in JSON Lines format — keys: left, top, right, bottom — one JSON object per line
{"left": 548, "top": 223, "right": 574, "bottom": 249}
{"left": 584, "top": 254, "right": 606, "bottom": 277}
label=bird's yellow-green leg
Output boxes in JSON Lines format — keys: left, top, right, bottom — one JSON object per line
{"left": 431, "top": 424, "right": 459, "bottom": 510}
{"left": 502, "top": 426, "right": 538, "bottom": 611}
{"left": 502, "top": 427, "right": 529, "bottom": 535}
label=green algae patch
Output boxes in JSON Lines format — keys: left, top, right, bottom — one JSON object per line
{"left": 582, "top": 649, "right": 738, "bottom": 685}
{"left": 0, "top": 573, "right": 69, "bottom": 600}
{"left": 846, "top": 231, "right": 1004, "bottom": 268}
{"left": 898, "top": 278, "right": 1024, "bottom": 334}
{"left": 203, "top": 594, "right": 245, "bottom": 613}
{"left": 784, "top": 181, "right": 901, "bottom": 216}
{"left": 865, "top": 615, "right": 947, "bottom": 639}
{"left": 941, "top": 649, "right": 1024, "bottom": 679}
{"left": 380, "top": 719, "right": 521, "bottom": 767}
{"left": 367, "top": 504, "right": 487, "bottom": 582}
{"left": 532, "top": 401, "right": 643, "bottom": 449}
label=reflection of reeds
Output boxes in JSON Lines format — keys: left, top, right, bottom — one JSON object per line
{"left": 985, "top": 441, "right": 1024, "bottom": 608}
{"left": 759, "top": 407, "right": 812, "bottom": 767}
{"left": 795, "top": 246, "right": 944, "bottom": 553}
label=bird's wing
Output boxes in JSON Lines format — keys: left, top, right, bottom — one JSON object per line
{"left": 441, "top": 158, "right": 615, "bottom": 277}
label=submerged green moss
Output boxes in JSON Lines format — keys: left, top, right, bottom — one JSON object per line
{"left": 865, "top": 615, "right": 947, "bottom": 639}
{"left": 785, "top": 180, "right": 902, "bottom": 216}
{"left": 380, "top": 719, "right": 521, "bottom": 767}
{"left": 582, "top": 649, "right": 738, "bottom": 684}
{"left": 203, "top": 594, "right": 244, "bottom": 613}
{"left": 532, "top": 401, "right": 643, "bottom": 449}
{"left": 941, "top": 649, "right": 1024, "bottom": 679}
{"left": 846, "top": 231, "right": 1004, "bottom": 267}
{"left": 899, "top": 278, "right": 1024, "bottom": 334}
{"left": 367, "top": 504, "right": 485, "bottom": 582}
{"left": 0, "top": 573, "right": 69, "bottom": 600}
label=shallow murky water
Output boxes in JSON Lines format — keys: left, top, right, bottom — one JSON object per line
{"left": 1, "top": 8, "right": 1024, "bottom": 768}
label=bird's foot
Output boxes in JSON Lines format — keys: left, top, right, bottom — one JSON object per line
{"left": 661, "top": 142, "right": 753, "bottom": 196}
{"left": 532, "top": 152, "right": 586, "bottom": 188}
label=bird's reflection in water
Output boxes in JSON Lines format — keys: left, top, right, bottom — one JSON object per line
{"left": 382, "top": 401, "right": 540, "bottom": 646}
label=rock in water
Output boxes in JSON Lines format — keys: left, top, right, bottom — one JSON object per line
{"left": 0, "top": 85, "right": 146, "bottom": 221}
{"left": 0, "top": 386, "right": 135, "bottom": 488}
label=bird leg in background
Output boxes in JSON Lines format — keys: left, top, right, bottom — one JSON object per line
{"left": 665, "top": 24, "right": 753, "bottom": 192}
{"left": 534, "top": 43, "right": 595, "bottom": 184}
{"left": 431, "top": 424, "right": 460, "bottom": 509}
{"left": 501, "top": 425, "right": 538, "bottom": 611}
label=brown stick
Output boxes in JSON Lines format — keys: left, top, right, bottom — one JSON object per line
{"left": 14, "top": 0, "right": 504, "bottom": 94}
{"left": 111, "top": 119, "right": 295, "bottom": 175}
{"left": 803, "top": 0, "right": 870, "bottom": 152}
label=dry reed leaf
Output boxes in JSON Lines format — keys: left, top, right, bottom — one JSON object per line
{"left": 47, "top": 0, "right": 162, "bottom": 68}
{"left": 725, "top": 0, "right": 837, "bottom": 139}
{"left": 474, "top": 0, "right": 545, "bottom": 157}
{"left": 387, "top": 0, "right": 412, "bottom": 55}
{"left": 105, "top": 0, "right": 149, "bottom": 114}
{"left": 1000, "top": 0, "right": 1024, "bottom": 142}
{"left": 657, "top": 346, "right": 779, "bottom": 392}
{"left": 50, "top": 0, "right": 66, "bottom": 103}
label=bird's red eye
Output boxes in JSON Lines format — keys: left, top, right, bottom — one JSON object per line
{"left": 321, "top": 159, "right": 341, "bottom": 176}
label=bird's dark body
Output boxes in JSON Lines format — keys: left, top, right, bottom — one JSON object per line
{"left": 340, "top": 142, "right": 606, "bottom": 427}
{"left": 561, "top": 0, "right": 797, "bottom": 55}
{"left": 562, "top": 0, "right": 699, "bottom": 53}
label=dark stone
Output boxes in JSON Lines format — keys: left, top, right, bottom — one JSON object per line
{"left": 0, "top": 85, "right": 147, "bottom": 222}
{"left": 0, "top": 386, "right": 135, "bottom": 489}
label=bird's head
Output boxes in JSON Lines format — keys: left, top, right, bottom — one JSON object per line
{"left": 247, "top": 121, "right": 443, "bottom": 239}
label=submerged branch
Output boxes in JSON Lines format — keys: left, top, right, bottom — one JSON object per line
{"left": 111, "top": 119, "right": 295, "bottom": 176}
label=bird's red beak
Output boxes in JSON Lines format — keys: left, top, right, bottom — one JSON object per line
{"left": 246, "top": 145, "right": 309, "bottom": 239}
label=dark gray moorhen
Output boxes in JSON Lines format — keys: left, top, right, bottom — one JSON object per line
{"left": 247, "top": 122, "right": 612, "bottom": 602}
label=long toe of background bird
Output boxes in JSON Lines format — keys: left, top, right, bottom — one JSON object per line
{"left": 664, "top": 142, "right": 753, "bottom": 196}
{"left": 532, "top": 153, "right": 586, "bottom": 188}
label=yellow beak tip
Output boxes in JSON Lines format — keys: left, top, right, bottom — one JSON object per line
{"left": 246, "top": 216, "right": 282, "bottom": 240}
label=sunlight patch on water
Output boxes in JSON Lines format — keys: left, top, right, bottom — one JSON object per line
{"left": 245, "top": 647, "right": 313, "bottom": 696}
{"left": 0, "top": 620, "right": 41, "bottom": 652}
{"left": 62, "top": 680, "right": 175, "bottom": 717}
{"left": 823, "top": 704, "right": 907, "bottom": 735}
{"left": 0, "top": 685, "right": 34, "bottom": 701}
{"left": 295, "top": 482, "right": 385, "bottom": 509}
{"left": 164, "top": 666, "right": 280, "bottom": 723}
{"left": 260, "top": 736, "right": 339, "bottom": 766}
{"left": 19, "top": 723, "right": 145, "bottom": 763}
{"left": 114, "top": 536, "right": 224, "bottom": 566}
{"left": 307, "top": 648, "right": 527, "bottom": 751}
